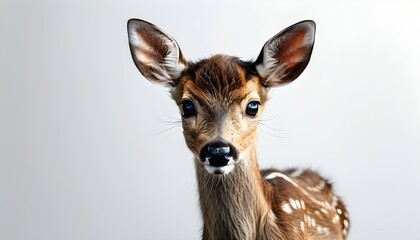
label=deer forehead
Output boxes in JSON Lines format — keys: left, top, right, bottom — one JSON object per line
{"left": 174, "top": 55, "right": 266, "bottom": 107}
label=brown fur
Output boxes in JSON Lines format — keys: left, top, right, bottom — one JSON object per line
{"left": 127, "top": 19, "right": 350, "bottom": 240}
{"left": 174, "top": 56, "right": 349, "bottom": 240}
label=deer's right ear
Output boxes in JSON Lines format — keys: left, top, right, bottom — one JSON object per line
{"left": 127, "top": 19, "right": 186, "bottom": 87}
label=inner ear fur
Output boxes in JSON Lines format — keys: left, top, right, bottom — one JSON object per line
{"left": 127, "top": 19, "right": 186, "bottom": 87}
{"left": 255, "top": 20, "right": 316, "bottom": 87}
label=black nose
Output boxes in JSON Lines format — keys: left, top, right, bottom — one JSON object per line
{"left": 199, "top": 141, "right": 238, "bottom": 167}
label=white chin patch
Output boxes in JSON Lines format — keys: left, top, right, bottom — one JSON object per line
{"left": 204, "top": 165, "right": 234, "bottom": 175}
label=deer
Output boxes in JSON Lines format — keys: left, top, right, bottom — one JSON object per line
{"left": 127, "top": 18, "right": 350, "bottom": 240}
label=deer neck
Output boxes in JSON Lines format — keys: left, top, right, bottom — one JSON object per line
{"left": 195, "top": 146, "right": 280, "bottom": 240}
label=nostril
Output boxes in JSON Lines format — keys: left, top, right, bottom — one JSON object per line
{"left": 199, "top": 141, "right": 238, "bottom": 166}
{"left": 207, "top": 146, "right": 230, "bottom": 156}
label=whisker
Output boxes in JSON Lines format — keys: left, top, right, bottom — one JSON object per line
{"left": 258, "top": 127, "right": 285, "bottom": 139}
{"left": 157, "top": 115, "right": 182, "bottom": 125}
{"left": 229, "top": 172, "right": 241, "bottom": 195}
{"left": 149, "top": 115, "right": 183, "bottom": 138}
{"left": 258, "top": 122, "right": 284, "bottom": 133}
{"left": 206, "top": 175, "right": 216, "bottom": 200}
{"left": 199, "top": 172, "right": 209, "bottom": 192}
{"left": 258, "top": 116, "right": 277, "bottom": 122}
{"left": 151, "top": 123, "right": 181, "bottom": 137}
{"left": 253, "top": 121, "right": 287, "bottom": 139}
{"left": 231, "top": 170, "right": 245, "bottom": 187}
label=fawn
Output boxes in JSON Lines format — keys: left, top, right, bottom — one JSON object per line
{"left": 127, "top": 19, "right": 349, "bottom": 240}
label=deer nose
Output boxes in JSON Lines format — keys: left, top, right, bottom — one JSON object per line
{"left": 199, "top": 141, "right": 238, "bottom": 167}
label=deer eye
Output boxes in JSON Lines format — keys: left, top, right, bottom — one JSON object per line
{"left": 181, "top": 100, "right": 196, "bottom": 118}
{"left": 246, "top": 101, "right": 260, "bottom": 117}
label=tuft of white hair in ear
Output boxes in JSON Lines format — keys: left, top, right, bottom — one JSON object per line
{"left": 162, "top": 42, "right": 185, "bottom": 80}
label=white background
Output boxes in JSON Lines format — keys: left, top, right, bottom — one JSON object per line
{"left": 1, "top": 0, "right": 419, "bottom": 239}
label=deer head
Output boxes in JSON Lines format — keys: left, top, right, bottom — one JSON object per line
{"left": 127, "top": 19, "right": 315, "bottom": 175}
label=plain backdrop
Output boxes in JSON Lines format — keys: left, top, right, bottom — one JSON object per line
{"left": 1, "top": 0, "right": 419, "bottom": 239}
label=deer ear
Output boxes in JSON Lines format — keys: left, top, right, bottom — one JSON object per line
{"left": 255, "top": 20, "right": 315, "bottom": 87}
{"left": 127, "top": 19, "right": 186, "bottom": 87}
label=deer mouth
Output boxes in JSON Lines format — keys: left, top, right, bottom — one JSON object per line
{"left": 203, "top": 162, "right": 235, "bottom": 175}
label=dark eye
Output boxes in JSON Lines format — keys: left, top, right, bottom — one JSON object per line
{"left": 246, "top": 101, "right": 259, "bottom": 117}
{"left": 182, "top": 100, "right": 196, "bottom": 118}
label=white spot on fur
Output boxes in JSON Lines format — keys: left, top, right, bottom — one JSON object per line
{"left": 295, "top": 199, "right": 301, "bottom": 209}
{"left": 316, "top": 226, "right": 323, "bottom": 233}
{"left": 300, "top": 221, "right": 305, "bottom": 231}
{"left": 337, "top": 208, "right": 342, "bottom": 215}
{"left": 263, "top": 172, "right": 333, "bottom": 210}
{"left": 310, "top": 218, "right": 316, "bottom": 228}
{"left": 301, "top": 200, "right": 305, "bottom": 209}
{"left": 291, "top": 168, "right": 304, "bottom": 177}
{"left": 306, "top": 216, "right": 316, "bottom": 228}
{"left": 290, "top": 199, "right": 297, "bottom": 209}
{"left": 282, "top": 202, "right": 293, "bottom": 214}
{"left": 332, "top": 214, "right": 340, "bottom": 224}
{"left": 306, "top": 180, "right": 325, "bottom": 192}
{"left": 343, "top": 219, "right": 349, "bottom": 229}
{"left": 264, "top": 172, "right": 299, "bottom": 186}
{"left": 317, "top": 226, "right": 330, "bottom": 235}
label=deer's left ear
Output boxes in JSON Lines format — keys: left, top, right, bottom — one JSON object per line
{"left": 255, "top": 20, "right": 316, "bottom": 87}
{"left": 127, "top": 19, "right": 186, "bottom": 87}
